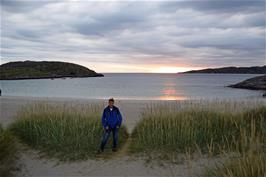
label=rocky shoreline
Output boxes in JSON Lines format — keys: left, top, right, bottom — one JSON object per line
{"left": 182, "top": 66, "right": 266, "bottom": 74}
{"left": 0, "top": 74, "right": 104, "bottom": 80}
{"left": 228, "top": 75, "right": 266, "bottom": 97}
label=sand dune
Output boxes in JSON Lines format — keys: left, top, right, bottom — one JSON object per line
{"left": 1, "top": 96, "right": 226, "bottom": 177}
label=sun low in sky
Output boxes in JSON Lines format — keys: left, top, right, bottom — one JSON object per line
{"left": 153, "top": 67, "right": 197, "bottom": 73}
{"left": 1, "top": 1, "right": 265, "bottom": 73}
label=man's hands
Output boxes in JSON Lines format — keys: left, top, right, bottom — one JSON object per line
{"left": 104, "top": 125, "right": 120, "bottom": 130}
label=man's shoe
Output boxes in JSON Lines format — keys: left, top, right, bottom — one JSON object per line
{"left": 112, "top": 148, "right": 117, "bottom": 152}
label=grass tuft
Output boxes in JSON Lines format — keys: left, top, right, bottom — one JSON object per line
{"left": 130, "top": 100, "right": 266, "bottom": 155}
{"left": 9, "top": 102, "right": 128, "bottom": 161}
{"left": 0, "top": 124, "right": 19, "bottom": 177}
{"left": 202, "top": 152, "right": 266, "bottom": 177}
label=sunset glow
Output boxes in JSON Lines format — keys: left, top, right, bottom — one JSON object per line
{"left": 152, "top": 67, "right": 198, "bottom": 73}
{"left": 82, "top": 62, "right": 201, "bottom": 73}
{"left": 2, "top": 1, "right": 264, "bottom": 73}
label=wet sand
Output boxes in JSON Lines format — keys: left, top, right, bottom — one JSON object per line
{"left": 1, "top": 96, "right": 225, "bottom": 177}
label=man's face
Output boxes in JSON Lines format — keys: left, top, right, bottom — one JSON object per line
{"left": 108, "top": 101, "right": 114, "bottom": 107}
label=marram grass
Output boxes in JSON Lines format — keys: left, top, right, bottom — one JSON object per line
{"left": 0, "top": 124, "right": 19, "bottom": 177}
{"left": 130, "top": 100, "right": 266, "bottom": 155}
{"left": 9, "top": 102, "right": 128, "bottom": 161}
{"left": 202, "top": 152, "right": 266, "bottom": 177}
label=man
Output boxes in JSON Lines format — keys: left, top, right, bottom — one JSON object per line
{"left": 99, "top": 98, "right": 122, "bottom": 152}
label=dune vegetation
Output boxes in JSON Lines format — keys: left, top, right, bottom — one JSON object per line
{"left": 202, "top": 152, "right": 266, "bottom": 177}
{"left": 0, "top": 124, "right": 19, "bottom": 177}
{"left": 130, "top": 100, "right": 266, "bottom": 176}
{"left": 130, "top": 100, "right": 266, "bottom": 155}
{"left": 6, "top": 99, "right": 266, "bottom": 176}
{"left": 9, "top": 102, "right": 128, "bottom": 161}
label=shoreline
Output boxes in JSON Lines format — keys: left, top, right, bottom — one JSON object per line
{"left": 1, "top": 94, "right": 264, "bottom": 101}
{"left": 0, "top": 95, "right": 191, "bottom": 102}
{"left": 0, "top": 95, "right": 151, "bottom": 133}
{"left": 0, "top": 74, "right": 104, "bottom": 81}
{"left": 1, "top": 95, "right": 265, "bottom": 130}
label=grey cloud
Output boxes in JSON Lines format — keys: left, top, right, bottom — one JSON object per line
{"left": 180, "top": 34, "right": 265, "bottom": 50}
{"left": 73, "top": 2, "right": 154, "bottom": 36}
{"left": 1, "top": 1, "right": 265, "bottom": 69}
{"left": 161, "top": 0, "right": 265, "bottom": 14}
{"left": 1, "top": 0, "right": 54, "bottom": 13}
{"left": 244, "top": 12, "right": 266, "bottom": 27}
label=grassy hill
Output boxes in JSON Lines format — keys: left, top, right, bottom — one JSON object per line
{"left": 182, "top": 66, "right": 266, "bottom": 74}
{"left": 0, "top": 61, "right": 103, "bottom": 80}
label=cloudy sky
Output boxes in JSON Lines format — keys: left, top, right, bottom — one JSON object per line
{"left": 1, "top": 0, "right": 265, "bottom": 73}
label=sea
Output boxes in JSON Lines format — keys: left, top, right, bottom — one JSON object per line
{"left": 0, "top": 73, "right": 264, "bottom": 100}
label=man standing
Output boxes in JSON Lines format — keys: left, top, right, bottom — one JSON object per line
{"left": 99, "top": 98, "right": 122, "bottom": 152}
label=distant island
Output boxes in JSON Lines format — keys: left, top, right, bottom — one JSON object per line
{"left": 0, "top": 61, "right": 104, "bottom": 80}
{"left": 228, "top": 75, "right": 266, "bottom": 91}
{"left": 181, "top": 66, "right": 266, "bottom": 74}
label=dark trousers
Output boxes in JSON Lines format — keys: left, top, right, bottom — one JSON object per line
{"left": 100, "top": 127, "right": 118, "bottom": 151}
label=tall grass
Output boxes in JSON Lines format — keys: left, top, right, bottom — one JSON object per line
{"left": 130, "top": 100, "right": 266, "bottom": 155}
{"left": 0, "top": 124, "right": 19, "bottom": 177}
{"left": 202, "top": 152, "right": 266, "bottom": 177}
{"left": 9, "top": 102, "right": 128, "bottom": 161}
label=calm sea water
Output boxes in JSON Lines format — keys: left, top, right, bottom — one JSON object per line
{"left": 0, "top": 73, "right": 264, "bottom": 100}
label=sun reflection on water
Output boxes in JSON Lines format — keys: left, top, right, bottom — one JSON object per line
{"left": 159, "top": 81, "right": 187, "bottom": 100}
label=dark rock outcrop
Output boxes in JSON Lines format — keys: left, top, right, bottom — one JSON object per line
{"left": 182, "top": 66, "right": 266, "bottom": 74}
{"left": 0, "top": 60, "right": 104, "bottom": 80}
{"left": 228, "top": 75, "right": 266, "bottom": 90}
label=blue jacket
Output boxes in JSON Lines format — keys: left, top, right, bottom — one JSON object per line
{"left": 101, "top": 106, "right": 122, "bottom": 129}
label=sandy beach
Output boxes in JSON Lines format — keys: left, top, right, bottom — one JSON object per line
{"left": 0, "top": 95, "right": 150, "bottom": 133}
{"left": 0, "top": 96, "right": 230, "bottom": 177}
